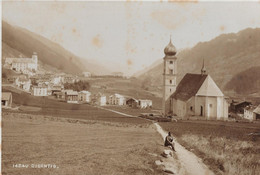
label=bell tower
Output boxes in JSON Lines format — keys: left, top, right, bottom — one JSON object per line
{"left": 162, "top": 37, "right": 177, "bottom": 115}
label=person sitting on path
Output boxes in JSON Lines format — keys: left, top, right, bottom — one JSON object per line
{"left": 164, "top": 132, "right": 176, "bottom": 152}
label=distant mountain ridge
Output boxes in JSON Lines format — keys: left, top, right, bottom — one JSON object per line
{"left": 2, "top": 21, "right": 112, "bottom": 75}
{"left": 136, "top": 28, "right": 260, "bottom": 96}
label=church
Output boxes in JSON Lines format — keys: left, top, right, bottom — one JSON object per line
{"left": 162, "top": 39, "right": 229, "bottom": 120}
{"left": 5, "top": 52, "right": 38, "bottom": 73}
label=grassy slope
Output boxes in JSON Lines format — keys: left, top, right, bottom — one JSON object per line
{"left": 159, "top": 121, "right": 260, "bottom": 175}
{"left": 2, "top": 86, "right": 151, "bottom": 124}
{"left": 2, "top": 21, "right": 83, "bottom": 74}
{"left": 2, "top": 112, "right": 165, "bottom": 175}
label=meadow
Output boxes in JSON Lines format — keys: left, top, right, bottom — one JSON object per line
{"left": 159, "top": 121, "right": 260, "bottom": 175}
{"left": 2, "top": 86, "right": 150, "bottom": 124}
{"left": 2, "top": 112, "right": 168, "bottom": 175}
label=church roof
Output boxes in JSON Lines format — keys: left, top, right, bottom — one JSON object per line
{"left": 171, "top": 73, "right": 208, "bottom": 101}
{"left": 12, "top": 58, "right": 34, "bottom": 64}
{"left": 164, "top": 38, "right": 177, "bottom": 56}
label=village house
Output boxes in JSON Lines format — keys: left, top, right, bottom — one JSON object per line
{"left": 162, "top": 39, "right": 228, "bottom": 120}
{"left": 49, "top": 84, "right": 64, "bottom": 95}
{"left": 15, "top": 75, "right": 31, "bottom": 92}
{"left": 2, "top": 92, "right": 12, "bottom": 108}
{"left": 111, "top": 72, "right": 124, "bottom": 77}
{"left": 109, "top": 93, "right": 126, "bottom": 105}
{"left": 244, "top": 105, "right": 260, "bottom": 121}
{"left": 230, "top": 100, "right": 252, "bottom": 114}
{"left": 253, "top": 105, "right": 260, "bottom": 120}
{"left": 5, "top": 52, "right": 38, "bottom": 73}
{"left": 126, "top": 98, "right": 138, "bottom": 108}
{"left": 55, "top": 89, "right": 73, "bottom": 100}
{"left": 92, "top": 93, "right": 107, "bottom": 106}
{"left": 31, "top": 84, "right": 48, "bottom": 96}
{"left": 65, "top": 91, "right": 79, "bottom": 103}
{"left": 78, "top": 91, "right": 91, "bottom": 103}
{"left": 82, "top": 72, "right": 92, "bottom": 77}
{"left": 138, "top": 99, "right": 153, "bottom": 109}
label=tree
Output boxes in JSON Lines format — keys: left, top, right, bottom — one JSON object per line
{"left": 64, "top": 80, "right": 90, "bottom": 91}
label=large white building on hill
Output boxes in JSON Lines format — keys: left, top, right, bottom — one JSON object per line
{"left": 5, "top": 52, "right": 38, "bottom": 73}
{"left": 162, "top": 39, "right": 228, "bottom": 120}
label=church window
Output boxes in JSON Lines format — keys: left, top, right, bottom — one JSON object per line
{"left": 170, "top": 61, "right": 173, "bottom": 64}
{"left": 190, "top": 106, "right": 193, "bottom": 111}
{"left": 170, "top": 89, "right": 171, "bottom": 92}
{"left": 170, "top": 69, "right": 173, "bottom": 74}
{"left": 170, "top": 80, "right": 172, "bottom": 84}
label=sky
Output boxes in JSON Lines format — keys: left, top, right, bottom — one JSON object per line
{"left": 2, "top": 0, "right": 260, "bottom": 75}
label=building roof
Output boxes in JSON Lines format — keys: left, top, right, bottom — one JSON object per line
{"left": 79, "top": 91, "right": 91, "bottom": 94}
{"left": 33, "top": 84, "right": 48, "bottom": 88}
{"left": 253, "top": 105, "right": 260, "bottom": 114}
{"left": 231, "top": 100, "right": 251, "bottom": 106}
{"left": 2, "top": 92, "right": 12, "bottom": 101}
{"left": 139, "top": 99, "right": 152, "bottom": 102}
{"left": 66, "top": 91, "right": 78, "bottom": 96}
{"left": 244, "top": 105, "right": 257, "bottom": 112}
{"left": 111, "top": 93, "right": 124, "bottom": 98}
{"left": 171, "top": 73, "right": 208, "bottom": 101}
{"left": 13, "top": 59, "right": 34, "bottom": 64}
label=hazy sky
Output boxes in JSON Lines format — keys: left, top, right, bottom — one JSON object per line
{"left": 2, "top": 1, "right": 260, "bottom": 75}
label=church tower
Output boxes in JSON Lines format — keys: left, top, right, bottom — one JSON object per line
{"left": 162, "top": 37, "right": 177, "bottom": 115}
{"left": 32, "top": 52, "right": 38, "bottom": 71}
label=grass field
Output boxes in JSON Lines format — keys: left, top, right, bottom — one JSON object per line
{"left": 103, "top": 105, "right": 159, "bottom": 116}
{"left": 2, "top": 86, "right": 152, "bottom": 124}
{"left": 159, "top": 121, "right": 260, "bottom": 175}
{"left": 2, "top": 112, "right": 167, "bottom": 175}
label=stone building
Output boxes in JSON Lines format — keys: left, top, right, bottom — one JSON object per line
{"left": 5, "top": 52, "right": 38, "bottom": 73}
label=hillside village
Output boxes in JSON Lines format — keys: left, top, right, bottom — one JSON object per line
{"left": 2, "top": 2, "right": 260, "bottom": 175}
{"left": 2, "top": 52, "right": 153, "bottom": 109}
{"left": 2, "top": 39, "right": 260, "bottom": 122}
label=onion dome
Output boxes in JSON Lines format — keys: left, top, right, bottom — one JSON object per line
{"left": 164, "top": 38, "right": 177, "bottom": 56}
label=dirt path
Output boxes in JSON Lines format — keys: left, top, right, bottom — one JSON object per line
{"left": 154, "top": 123, "right": 214, "bottom": 175}
{"left": 101, "top": 107, "right": 214, "bottom": 175}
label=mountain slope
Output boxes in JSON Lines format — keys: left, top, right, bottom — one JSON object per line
{"left": 2, "top": 21, "right": 112, "bottom": 75}
{"left": 136, "top": 28, "right": 260, "bottom": 96}
{"left": 224, "top": 66, "right": 260, "bottom": 95}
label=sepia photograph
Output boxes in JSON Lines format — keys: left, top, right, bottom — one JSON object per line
{"left": 1, "top": 0, "right": 260, "bottom": 175}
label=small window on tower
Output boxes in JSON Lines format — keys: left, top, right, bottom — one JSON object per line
{"left": 170, "top": 89, "right": 171, "bottom": 92}
{"left": 170, "top": 69, "right": 173, "bottom": 74}
{"left": 170, "top": 61, "right": 173, "bottom": 64}
{"left": 170, "top": 80, "right": 172, "bottom": 84}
